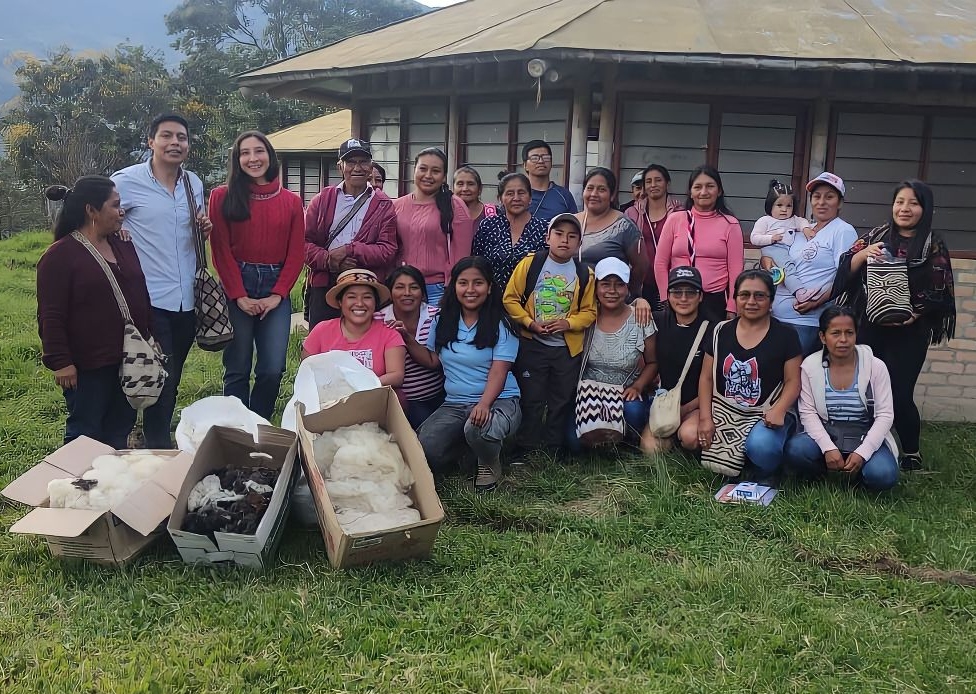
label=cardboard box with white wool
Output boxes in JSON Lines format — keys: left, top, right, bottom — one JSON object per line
{"left": 296, "top": 387, "right": 445, "bottom": 569}
{"left": 167, "top": 425, "right": 299, "bottom": 570}
{"left": 1, "top": 438, "right": 194, "bottom": 565}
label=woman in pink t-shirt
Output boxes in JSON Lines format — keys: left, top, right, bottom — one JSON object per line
{"left": 302, "top": 268, "right": 406, "bottom": 388}
{"left": 654, "top": 165, "right": 744, "bottom": 320}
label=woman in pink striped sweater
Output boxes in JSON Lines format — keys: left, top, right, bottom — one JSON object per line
{"left": 654, "top": 166, "right": 744, "bottom": 320}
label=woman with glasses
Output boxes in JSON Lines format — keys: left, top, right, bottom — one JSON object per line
{"left": 640, "top": 266, "right": 714, "bottom": 454}
{"left": 771, "top": 172, "right": 858, "bottom": 355}
{"left": 698, "top": 270, "right": 803, "bottom": 481}
{"left": 472, "top": 172, "right": 550, "bottom": 289}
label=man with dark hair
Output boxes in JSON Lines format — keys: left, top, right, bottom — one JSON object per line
{"left": 521, "top": 139, "right": 577, "bottom": 223}
{"left": 112, "top": 113, "right": 211, "bottom": 448}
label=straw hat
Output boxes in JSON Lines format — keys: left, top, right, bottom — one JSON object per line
{"left": 325, "top": 268, "right": 391, "bottom": 309}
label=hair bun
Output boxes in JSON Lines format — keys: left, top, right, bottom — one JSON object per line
{"left": 44, "top": 185, "right": 70, "bottom": 202}
{"left": 497, "top": 170, "right": 511, "bottom": 182}
{"left": 768, "top": 179, "right": 781, "bottom": 189}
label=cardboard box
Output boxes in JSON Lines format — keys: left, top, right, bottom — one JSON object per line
{"left": 167, "top": 425, "right": 298, "bottom": 570}
{"left": 2, "top": 438, "right": 194, "bottom": 565}
{"left": 296, "top": 387, "right": 445, "bottom": 569}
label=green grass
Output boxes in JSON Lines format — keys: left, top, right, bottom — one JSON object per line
{"left": 1, "top": 232, "right": 974, "bottom": 693}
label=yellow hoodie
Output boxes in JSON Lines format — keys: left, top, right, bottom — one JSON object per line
{"left": 502, "top": 252, "right": 597, "bottom": 357}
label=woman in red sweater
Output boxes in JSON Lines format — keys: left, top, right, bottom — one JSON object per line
{"left": 210, "top": 130, "right": 305, "bottom": 419}
{"left": 37, "top": 176, "right": 153, "bottom": 448}
{"left": 654, "top": 165, "right": 744, "bottom": 320}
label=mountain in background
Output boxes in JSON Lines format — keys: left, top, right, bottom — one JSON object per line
{"left": 0, "top": 0, "right": 431, "bottom": 108}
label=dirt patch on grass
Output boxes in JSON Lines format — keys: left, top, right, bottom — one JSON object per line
{"left": 798, "top": 550, "right": 976, "bottom": 587}
{"left": 560, "top": 484, "right": 616, "bottom": 518}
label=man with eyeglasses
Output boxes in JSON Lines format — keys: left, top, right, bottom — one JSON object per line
{"left": 522, "top": 139, "right": 577, "bottom": 223}
{"left": 304, "top": 139, "right": 397, "bottom": 327}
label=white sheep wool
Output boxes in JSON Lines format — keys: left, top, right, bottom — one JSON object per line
{"left": 47, "top": 452, "right": 171, "bottom": 512}
{"left": 312, "top": 423, "right": 420, "bottom": 533}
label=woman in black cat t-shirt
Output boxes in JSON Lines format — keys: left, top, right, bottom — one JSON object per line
{"left": 699, "top": 270, "right": 802, "bottom": 479}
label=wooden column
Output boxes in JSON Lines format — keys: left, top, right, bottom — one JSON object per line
{"left": 597, "top": 65, "right": 617, "bottom": 170}
{"left": 447, "top": 94, "right": 460, "bottom": 173}
{"left": 807, "top": 98, "right": 831, "bottom": 181}
{"left": 568, "top": 78, "right": 592, "bottom": 207}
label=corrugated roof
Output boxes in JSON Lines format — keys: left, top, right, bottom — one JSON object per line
{"left": 266, "top": 110, "right": 351, "bottom": 153}
{"left": 239, "top": 0, "right": 976, "bottom": 86}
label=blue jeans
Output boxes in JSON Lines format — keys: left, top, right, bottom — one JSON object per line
{"left": 418, "top": 398, "right": 521, "bottom": 472}
{"left": 425, "top": 283, "right": 445, "bottom": 307}
{"left": 407, "top": 394, "right": 445, "bottom": 430}
{"left": 144, "top": 307, "right": 196, "bottom": 448}
{"left": 791, "top": 324, "right": 822, "bottom": 357}
{"left": 63, "top": 364, "right": 137, "bottom": 449}
{"left": 784, "top": 432, "right": 899, "bottom": 490}
{"left": 223, "top": 262, "right": 292, "bottom": 420}
{"left": 566, "top": 395, "right": 652, "bottom": 454}
{"left": 743, "top": 411, "right": 797, "bottom": 474}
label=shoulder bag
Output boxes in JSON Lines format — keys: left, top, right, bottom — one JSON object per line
{"left": 183, "top": 175, "right": 234, "bottom": 351}
{"left": 700, "top": 320, "right": 783, "bottom": 477}
{"left": 71, "top": 232, "right": 167, "bottom": 410}
{"left": 865, "top": 257, "right": 913, "bottom": 325}
{"left": 647, "top": 320, "right": 709, "bottom": 438}
{"left": 574, "top": 326, "right": 626, "bottom": 446}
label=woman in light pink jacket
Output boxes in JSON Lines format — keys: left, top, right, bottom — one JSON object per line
{"left": 784, "top": 306, "right": 899, "bottom": 490}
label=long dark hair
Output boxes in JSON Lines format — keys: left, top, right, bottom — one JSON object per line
{"left": 222, "top": 130, "right": 280, "bottom": 222}
{"left": 887, "top": 179, "right": 934, "bottom": 262}
{"left": 641, "top": 163, "right": 671, "bottom": 185}
{"left": 685, "top": 165, "right": 735, "bottom": 218}
{"left": 415, "top": 147, "right": 453, "bottom": 237}
{"left": 386, "top": 265, "right": 429, "bottom": 303}
{"left": 434, "top": 256, "right": 511, "bottom": 351}
{"left": 45, "top": 176, "right": 117, "bottom": 241}
{"left": 764, "top": 179, "right": 797, "bottom": 216}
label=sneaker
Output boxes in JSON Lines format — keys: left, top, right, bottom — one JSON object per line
{"left": 900, "top": 453, "right": 923, "bottom": 471}
{"left": 474, "top": 458, "right": 501, "bottom": 493}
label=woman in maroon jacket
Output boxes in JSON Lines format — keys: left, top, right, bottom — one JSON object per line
{"left": 304, "top": 139, "right": 398, "bottom": 327}
{"left": 37, "top": 176, "right": 153, "bottom": 448}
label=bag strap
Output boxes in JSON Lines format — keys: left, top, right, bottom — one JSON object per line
{"left": 181, "top": 173, "right": 206, "bottom": 271}
{"left": 577, "top": 325, "right": 596, "bottom": 385}
{"left": 71, "top": 232, "right": 133, "bottom": 323}
{"left": 686, "top": 210, "right": 696, "bottom": 266}
{"left": 673, "top": 320, "right": 709, "bottom": 391}
{"left": 325, "top": 188, "right": 372, "bottom": 249}
{"left": 519, "top": 249, "right": 549, "bottom": 306}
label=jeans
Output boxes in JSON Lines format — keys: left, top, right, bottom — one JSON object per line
{"left": 144, "top": 307, "right": 196, "bottom": 448}
{"left": 425, "top": 283, "right": 445, "bottom": 308}
{"left": 791, "top": 324, "right": 822, "bottom": 357}
{"left": 515, "top": 339, "right": 582, "bottom": 449}
{"left": 223, "top": 262, "right": 292, "bottom": 420}
{"left": 418, "top": 398, "right": 521, "bottom": 472}
{"left": 784, "top": 432, "right": 899, "bottom": 490}
{"left": 566, "top": 395, "right": 651, "bottom": 454}
{"left": 743, "top": 411, "right": 797, "bottom": 474}
{"left": 63, "top": 364, "right": 137, "bottom": 449}
{"left": 406, "top": 394, "right": 445, "bottom": 430}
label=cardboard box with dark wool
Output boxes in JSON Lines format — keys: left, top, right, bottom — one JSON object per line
{"left": 167, "top": 424, "right": 298, "bottom": 570}
{"left": 2, "top": 438, "right": 194, "bottom": 565}
{"left": 296, "top": 387, "right": 445, "bottom": 569}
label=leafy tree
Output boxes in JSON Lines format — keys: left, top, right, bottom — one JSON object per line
{"left": 1, "top": 46, "right": 178, "bottom": 185}
{"left": 0, "top": 161, "right": 46, "bottom": 236}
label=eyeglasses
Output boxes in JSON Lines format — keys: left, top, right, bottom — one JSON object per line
{"left": 526, "top": 154, "right": 552, "bottom": 163}
{"left": 736, "top": 291, "right": 770, "bottom": 301}
{"left": 343, "top": 159, "right": 372, "bottom": 170}
{"left": 668, "top": 288, "right": 699, "bottom": 298}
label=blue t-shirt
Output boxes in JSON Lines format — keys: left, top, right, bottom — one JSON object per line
{"left": 530, "top": 183, "right": 578, "bottom": 223}
{"left": 427, "top": 316, "right": 521, "bottom": 405}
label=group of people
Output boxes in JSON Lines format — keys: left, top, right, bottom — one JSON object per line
{"left": 36, "top": 113, "right": 957, "bottom": 495}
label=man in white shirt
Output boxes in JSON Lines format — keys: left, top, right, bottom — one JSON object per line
{"left": 112, "top": 113, "right": 211, "bottom": 448}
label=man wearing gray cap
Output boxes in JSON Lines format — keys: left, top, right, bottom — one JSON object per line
{"left": 304, "top": 138, "right": 398, "bottom": 327}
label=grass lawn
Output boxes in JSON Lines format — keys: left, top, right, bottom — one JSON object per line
{"left": 1, "top": 232, "right": 974, "bottom": 693}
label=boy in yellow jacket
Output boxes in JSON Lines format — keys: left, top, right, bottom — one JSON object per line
{"left": 503, "top": 213, "right": 597, "bottom": 452}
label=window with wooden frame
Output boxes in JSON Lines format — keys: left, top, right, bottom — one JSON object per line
{"left": 614, "top": 95, "right": 811, "bottom": 236}
{"left": 828, "top": 106, "right": 976, "bottom": 252}
{"left": 362, "top": 102, "right": 449, "bottom": 197}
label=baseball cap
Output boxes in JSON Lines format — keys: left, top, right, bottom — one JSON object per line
{"left": 594, "top": 257, "right": 631, "bottom": 284}
{"left": 668, "top": 266, "right": 703, "bottom": 292}
{"left": 547, "top": 212, "right": 583, "bottom": 234}
{"left": 805, "top": 171, "right": 845, "bottom": 197}
{"left": 630, "top": 172, "right": 643, "bottom": 186}
{"left": 338, "top": 138, "right": 371, "bottom": 161}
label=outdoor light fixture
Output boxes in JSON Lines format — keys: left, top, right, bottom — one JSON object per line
{"left": 545, "top": 69, "right": 560, "bottom": 83}
{"left": 526, "top": 58, "right": 548, "bottom": 78}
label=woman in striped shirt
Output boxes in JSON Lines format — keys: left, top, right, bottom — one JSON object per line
{"left": 378, "top": 265, "right": 445, "bottom": 428}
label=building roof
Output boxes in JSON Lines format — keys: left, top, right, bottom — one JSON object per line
{"left": 266, "top": 110, "right": 351, "bottom": 153}
{"left": 240, "top": 0, "right": 976, "bottom": 90}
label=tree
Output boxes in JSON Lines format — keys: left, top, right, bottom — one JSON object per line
{"left": 1, "top": 46, "right": 178, "bottom": 185}
{"left": 0, "top": 161, "right": 46, "bottom": 236}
